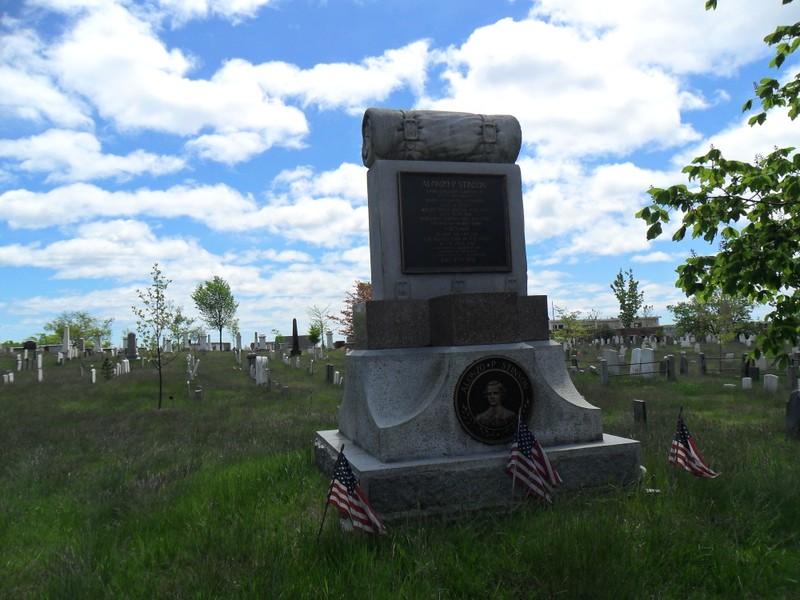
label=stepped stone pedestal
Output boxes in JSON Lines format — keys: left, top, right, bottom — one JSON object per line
{"left": 314, "top": 109, "right": 640, "bottom": 518}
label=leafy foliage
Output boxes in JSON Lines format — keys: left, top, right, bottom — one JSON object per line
{"left": 638, "top": 0, "right": 799, "bottom": 364}
{"left": 40, "top": 310, "right": 113, "bottom": 347}
{"left": 328, "top": 280, "right": 372, "bottom": 339}
{"left": 609, "top": 269, "right": 644, "bottom": 328}
{"left": 191, "top": 276, "right": 239, "bottom": 348}
{"left": 668, "top": 291, "right": 754, "bottom": 342}
{"left": 551, "top": 306, "right": 591, "bottom": 345}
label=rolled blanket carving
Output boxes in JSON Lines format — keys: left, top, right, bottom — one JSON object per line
{"left": 361, "top": 108, "right": 522, "bottom": 167}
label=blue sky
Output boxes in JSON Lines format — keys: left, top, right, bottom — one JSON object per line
{"left": 1, "top": 0, "right": 798, "bottom": 345}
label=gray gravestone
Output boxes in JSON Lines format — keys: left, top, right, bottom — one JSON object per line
{"left": 787, "top": 390, "right": 800, "bottom": 437}
{"left": 125, "top": 332, "right": 138, "bottom": 360}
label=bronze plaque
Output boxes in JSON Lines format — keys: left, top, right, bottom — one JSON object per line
{"left": 454, "top": 356, "right": 533, "bottom": 444}
{"left": 397, "top": 172, "right": 511, "bottom": 273}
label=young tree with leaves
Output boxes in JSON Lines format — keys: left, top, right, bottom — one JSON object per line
{"left": 307, "top": 304, "right": 331, "bottom": 348}
{"left": 551, "top": 306, "right": 591, "bottom": 346}
{"left": 191, "top": 276, "right": 239, "bottom": 349}
{"left": 638, "top": 0, "right": 799, "bottom": 364}
{"left": 328, "top": 280, "right": 372, "bottom": 339}
{"left": 610, "top": 269, "right": 644, "bottom": 328}
{"left": 132, "top": 263, "right": 183, "bottom": 410}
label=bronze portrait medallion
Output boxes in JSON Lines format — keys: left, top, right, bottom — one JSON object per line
{"left": 454, "top": 356, "right": 533, "bottom": 444}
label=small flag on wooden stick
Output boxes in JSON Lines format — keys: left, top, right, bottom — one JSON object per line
{"left": 325, "top": 447, "right": 386, "bottom": 535}
{"left": 668, "top": 409, "right": 718, "bottom": 478}
{"left": 506, "top": 418, "right": 562, "bottom": 503}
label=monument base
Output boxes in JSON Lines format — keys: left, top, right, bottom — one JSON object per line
{"left": 314, "top": 429, "right": 641, "bottom": 519}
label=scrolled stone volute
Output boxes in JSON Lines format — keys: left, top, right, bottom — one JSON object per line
{"left": 361, "top": 108, "right": 522, "bottom": 167}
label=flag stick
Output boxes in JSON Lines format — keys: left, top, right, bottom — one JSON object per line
{"left": 316, "top": 444, "right": 344, "bottom": 545}
{"left": 510, "top": 407, "right": 524, "bottom": 500}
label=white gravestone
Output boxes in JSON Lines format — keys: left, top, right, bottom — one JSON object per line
{"left": 764, "top": 374, "right": 779, "bottom": 394}
{"left": 640, "top": 348, "right": 655, "bottom": 378}
{"left": 629, "top": 347, "right": 642, "bottom": 376}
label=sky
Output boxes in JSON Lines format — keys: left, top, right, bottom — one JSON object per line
{"left": 1, "top": 0, "right": 798, "bottom": 345}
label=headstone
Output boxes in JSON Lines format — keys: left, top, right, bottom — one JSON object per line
{"left": 78, "top": 338, "right": 85, "bottom": 353}
{"left": 629, "top": 347, "right": 642, "bottom": 375}
{"left": 126, "top": 332, "right": 138, "bottom": 360}
{"left": 255, "top": 356, "right": 270, "bottom": 386}
{"left": 314, "top": 107, "right": 640, "bottom": 518}
{"left": 742, "top": 377, "right": 752, "bottom": 390}
{"left": 699, "top": 352, "right": 707, "bottom": 375}
{"left": 640, "top": 348, "right": 655, "bottom": 378}
{"left": 787, "top": 390, "right": 800, "bottom": 437}
{"left": 258, "top": 334, "right": 266, "bottom": 350}
{"left": 633, "top": 399, "right": 646, "bottom": 423}
{"left": 236, "top": 332, "right": 242, "bottom": 351}
{"left": 62, "top": 325, "right": 71, "bottom": 354}
{"left": 602, "top": 348, "right": 620, "bottom": 376}
{"left": 764, "top": 374, "right": 779, "bottom": 394}
{"left": 290, "top": 319, "right": 301, "bottom": 357}
{"left": 326, "top": 330, "right": 334, "bottom": 350}
{"left": 680, "top": 353, "right": 689, "bottom": 375}
{"left": 324, "top": 363, "right": 333, "bottom": 383}
{"left": 789, "top": 357, "right": 799, "bottom": 392}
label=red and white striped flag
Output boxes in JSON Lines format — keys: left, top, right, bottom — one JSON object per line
{"left": 668, "top": 412, "right": 718, "bottom": 478}
{"left": 506, "top": 419, "right": 562, "bottom": 503}
{"left": 326, "top": 449, "right": 386, "bottom": 535}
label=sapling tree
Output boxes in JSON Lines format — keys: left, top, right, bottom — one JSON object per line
{"left": 307, "top": 304, "right": 331, "bottom": 348}
{"left": 132, "top": 263, "right": 183, "bottom": 410}
{"left": 610, "top": 269, "right": 644, "bottom": 328}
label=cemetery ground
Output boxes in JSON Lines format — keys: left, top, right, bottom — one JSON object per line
{"left": 1, "top": 343, "right": 798, "bottom": 599}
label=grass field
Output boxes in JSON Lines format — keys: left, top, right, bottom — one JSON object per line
{"left": 1, "top": 344, "right": 798, "bottom": 599}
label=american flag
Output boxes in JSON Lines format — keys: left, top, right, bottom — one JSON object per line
{"left": 668, "top": 413, "right": 718, "bottom": 478}
{"left": 506, "top": 419, "right": 562, "bottom": 503}
{"left": 326, "top": 450, "right": 386, "bottom": 535}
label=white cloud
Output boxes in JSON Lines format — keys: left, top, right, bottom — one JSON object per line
{"left": 156, "top": 0, "right": 276, "bottom": 25}
{"left": 0, "top": 162, "right": 369, "bottom": 246}
{"left": 44, "top": 3, "right": 309, "bottom": 153}
{"left": 529, "top": 0, "right": 793, "bottom": 75}
{"left": 0, "top": 21, "right": 91, "bottom": 127}
{"left": 426, "top": 17, "right": 701, "bottom": 159}
{"left": 632, "top": 251, "right": 676, "bottom": 263}
{"left": 0, "top": 129, "right": 185, "bottom": 182}
{"left": 221, "top": 40, "right": 431, "bottom": 116}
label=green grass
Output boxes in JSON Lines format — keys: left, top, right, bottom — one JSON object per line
{"left": 1, "top": 344, "right": 799, "bottom": 598}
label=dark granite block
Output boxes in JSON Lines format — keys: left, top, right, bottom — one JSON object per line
{"left": 429, "top": 292, "right": 519, "bottom": 346}
{"left": 353, "top": 299, "right": 430, "bottom": 349}
{"left": 518, "top": 295, "right": 549, "bottom": 341}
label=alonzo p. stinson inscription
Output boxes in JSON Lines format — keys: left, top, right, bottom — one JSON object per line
{"left": 454, "top": 356, "right": 533, "bottom": 444}
{"left": 398, "top": 172, "right": 511, "bottom": 274}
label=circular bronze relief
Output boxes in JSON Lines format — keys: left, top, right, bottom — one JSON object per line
{"left": 454, "top": 356, "right": 533, "bottom": 444}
